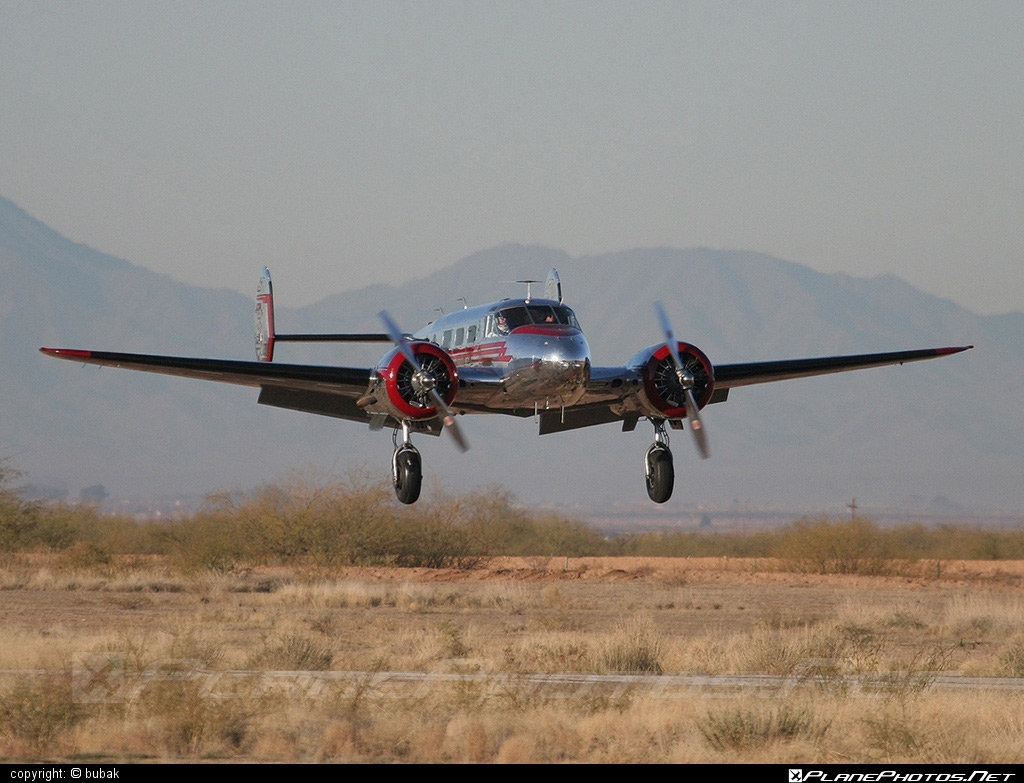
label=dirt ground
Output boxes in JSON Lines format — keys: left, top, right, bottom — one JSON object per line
{"left": 3, "top": 556, "right": 1022, "bottom": 659}
{"left": 3, "top": 557, "right": 1024, "bottom": 762}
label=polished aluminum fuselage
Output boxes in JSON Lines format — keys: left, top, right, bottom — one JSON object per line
{"left": 413, "top": 298, "right": 591, "bottom": 412}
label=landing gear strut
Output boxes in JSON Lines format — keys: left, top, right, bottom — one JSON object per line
{"left": 392, "top": 422, "right": 422, "bottom": 505}
{"left": 645, "top": 421, "right": 674, "bottom": 504}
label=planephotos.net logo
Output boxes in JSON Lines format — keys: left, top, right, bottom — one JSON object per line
{"left": 790, "top": 772, "right": 1015, "bottom": 782}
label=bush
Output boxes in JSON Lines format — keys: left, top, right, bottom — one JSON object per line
{"left": 0, "top": 674, "right": 83, "bottom": 751}
{"left": 247, "top": 633, "right": 334, "bottom": 670}
{"left": 772, "top": 517, "right": 896, "bottom": 574}
{"left": 697, "top": 704, "right": 828, "bottom": 751}
{"left": 0, "top": 460, "right": 39, "bottom": 552}
{"left": 137, "top": 679, "right": 263, "bottom": 757}
{"left": 601, "top": 616, "right": 663, "bottom": 674}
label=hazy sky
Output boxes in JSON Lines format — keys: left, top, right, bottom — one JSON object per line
{"left": 2, "top": 2, "right": 1021, "bottom": 313}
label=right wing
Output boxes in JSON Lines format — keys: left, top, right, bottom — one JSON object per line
{"left": 40, "top": 348, "right": 375, "bottom": 423}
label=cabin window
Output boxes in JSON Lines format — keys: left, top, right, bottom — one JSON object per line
{"left": 442, "top": 330, "right": 452, "bottom": 349}
{"left": 467, "top": 325, "right": 477, "bottom": 343}
{"left": 553, "top": 306, "right": 579, "bottom": 328}
{"left": 455, "top": 327, "right": 465, "bottom": 346}
{"left": 527, "top": 305, "right": 557, "bottom": 324}
{"left": 496, "top": 307, "right": 530, "bottom": 332}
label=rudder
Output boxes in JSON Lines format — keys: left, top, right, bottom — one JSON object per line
{"left": 544, "top": 268, "right": 562, "bottom": 303}
{"left": 255, "top": 267, "right": 276, "bottom": 362}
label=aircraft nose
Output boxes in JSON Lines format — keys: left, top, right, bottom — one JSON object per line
{"left": 524, "top": 329, "right": 590, "bottom": 364}
{"left": 552, "top": 333, "right": 590, "bottom": 363}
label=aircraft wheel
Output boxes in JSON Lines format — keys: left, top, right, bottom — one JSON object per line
{"left": 393, "top": 446, "right": 422, "bottom": 505}
{"left": 645, "top": 445, "right": 674, "bottom": 504}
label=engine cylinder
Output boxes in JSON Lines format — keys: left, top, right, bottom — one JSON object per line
{"left": 635, "top": 342, "right": 715, "bottom": 419}
{"left": 374, "top": 342, "right": 459, "bottom": 420}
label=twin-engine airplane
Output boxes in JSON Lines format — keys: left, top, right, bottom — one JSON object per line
{"left": 42, "top": 268, "right": 972, "bottom": 505}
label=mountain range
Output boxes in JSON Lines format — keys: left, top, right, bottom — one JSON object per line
{"left": 2, "top": 196, "right": 1021, "bottom": 518}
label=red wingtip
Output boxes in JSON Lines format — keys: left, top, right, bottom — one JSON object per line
{"left": 40, "top": 348, "right": 92, "bottom": 358}
{"left": 936, "top": 345, "right": 974, "bottom": 355}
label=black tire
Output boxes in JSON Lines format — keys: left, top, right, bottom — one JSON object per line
{"left": 645, "top": 446, "right": 674, "bottom": 503}
{"left": 393, "top": 447, "right": 422, "bottom": 505}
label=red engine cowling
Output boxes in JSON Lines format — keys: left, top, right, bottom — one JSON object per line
{"left": 373, "top": 342, "right": 459, "bottom": 420}
{"left": 633, "top": 342, "right": 715, "bottom": 419}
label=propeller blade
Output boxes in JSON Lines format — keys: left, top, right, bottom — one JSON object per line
{"left": 684, "top": 387, "right": 710, "bottom": 459}
{"left": 378, "top": 310, "right": 469, "bottom": 452}
{"left": 429, "top": 389, "right": 469, "bottom": 452}
{"left": 654, "top": 301, "right": 690, "bottom": 387}
{"left": 378, "top": 311, "right": 418, "bottom": 368}
{"left": 654, "top": 301, "right": 710, "bottom": 459}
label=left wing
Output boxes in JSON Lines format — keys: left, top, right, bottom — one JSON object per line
{"left": 540, "top": 345, "right": 973, "bottom": 434}
{"left": 40, "top": 348, "right": 374, "bottom": 423}
{"left": 711, "top": 345, "right": 973, "bottom": 389}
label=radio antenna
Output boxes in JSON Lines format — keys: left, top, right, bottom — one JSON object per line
{"left": 514, "top": 279, "right": 542, "bottom": 302}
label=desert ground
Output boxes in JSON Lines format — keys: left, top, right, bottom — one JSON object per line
{"left": 2, "top": 555, "right": 1024, "bottom": 762}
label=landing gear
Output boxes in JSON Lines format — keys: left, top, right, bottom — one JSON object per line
{"left": 392, "top": 422, "right": 422, "bottom": 505}
{"left": 393, "top": 445, "right": 422, "bottom": 505}
{"left": 645, "top": 421, "right": 675, "bottom": 503}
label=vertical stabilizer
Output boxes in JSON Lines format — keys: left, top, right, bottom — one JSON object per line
{"left": 255, "top": 267, "right": 276, "bottom": 362}
{"left": 544, "top": 268, "right": 562, "bottom": 303}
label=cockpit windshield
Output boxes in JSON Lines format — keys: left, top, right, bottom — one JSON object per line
{"left": 490, "top": 304, "right": 580, "bottom": 335}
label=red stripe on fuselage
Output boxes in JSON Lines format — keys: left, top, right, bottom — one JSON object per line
{"left": 448, "top": 340, "right": 511, "bottom": 366}
{"left": 510, "top": 324, "right": 576, "bottom": 337}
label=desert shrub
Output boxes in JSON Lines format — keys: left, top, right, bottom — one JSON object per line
{"left": 773, "top": 517, "right": 898, "bottom": 574}
{"left": 435, "top": 620, "right": 471, "bottom": 658}
{"left": 169, "top": 629, "right": 226, "bottom": 668}
{"left": 860, "top": 709, "right": 925, "bottom": 756}
{"left": 0, "top": 674, "right": 84, "bottom": 750}
{"left": 154, "top": 474, "right": 607, "bottom": 570}
{"left": 998, "top": 640, "right": 1024, "bottom": 677}
{"left": 165, "top": 509, "right": 250, "bottom": 573}
{"left": 0, "top": 460, "right": 40, "bottom": 552}
{"left": 875, "top": 644, "right": 956, "bottom": 700}
{"left": 697, "top": 704, "right": 828, "bottom": 751}
{"left": 84, "top": 510, "right": 167, "bottom": 554}
{"left": 56, "top": 540, "right": 112, "bottom": 570}
{"left": 13, "top": 456, "right": 1024, "bottom": 568}
{"left": 394, "top": 518, "right": 470, "bottom": 568}
{"left": 454, "top": 489, "right": 609, "bottom": 557}
{"left": 247, "top": 633, "right": 334, "bottom": 670}
{"left": 617, "top": 521, "right": 1024, "bottom": 563}
{"left": 601, "top": 616, "right": 663, "bottom": 674}
{"left": 137, "top": 679, "right": 263, "bottom": 757}
{"left": 197, "top": 471, "right": 399, "bottom": 567}
{"left": 31, "top": 505, "right": 79, "bottom": 550}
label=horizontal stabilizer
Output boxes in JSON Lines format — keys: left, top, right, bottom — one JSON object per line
{"left": 274, "top": 333, "right": 397, "bottom": 343}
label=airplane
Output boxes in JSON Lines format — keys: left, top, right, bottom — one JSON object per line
{"left": 41, "top": 268, "right": 972, "bottom": 505}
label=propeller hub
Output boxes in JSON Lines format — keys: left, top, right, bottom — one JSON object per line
{"left": 411, "top": 369, "right": 436, "bottom": 396}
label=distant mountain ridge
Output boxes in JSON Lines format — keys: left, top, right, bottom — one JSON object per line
{"left": 2, "top": 197, "right": 1020, "bottom": 514}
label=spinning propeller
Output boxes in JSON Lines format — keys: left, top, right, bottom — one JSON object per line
{"left": 379, "top": 311, "right": 469, "bottom": 452}
{"left": 654, "top": 302, "right": 710, "bottom": 459}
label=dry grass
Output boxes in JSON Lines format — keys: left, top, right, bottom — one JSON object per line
{"left": 2, "top": 555, "right": 1024, "bottom": 762}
